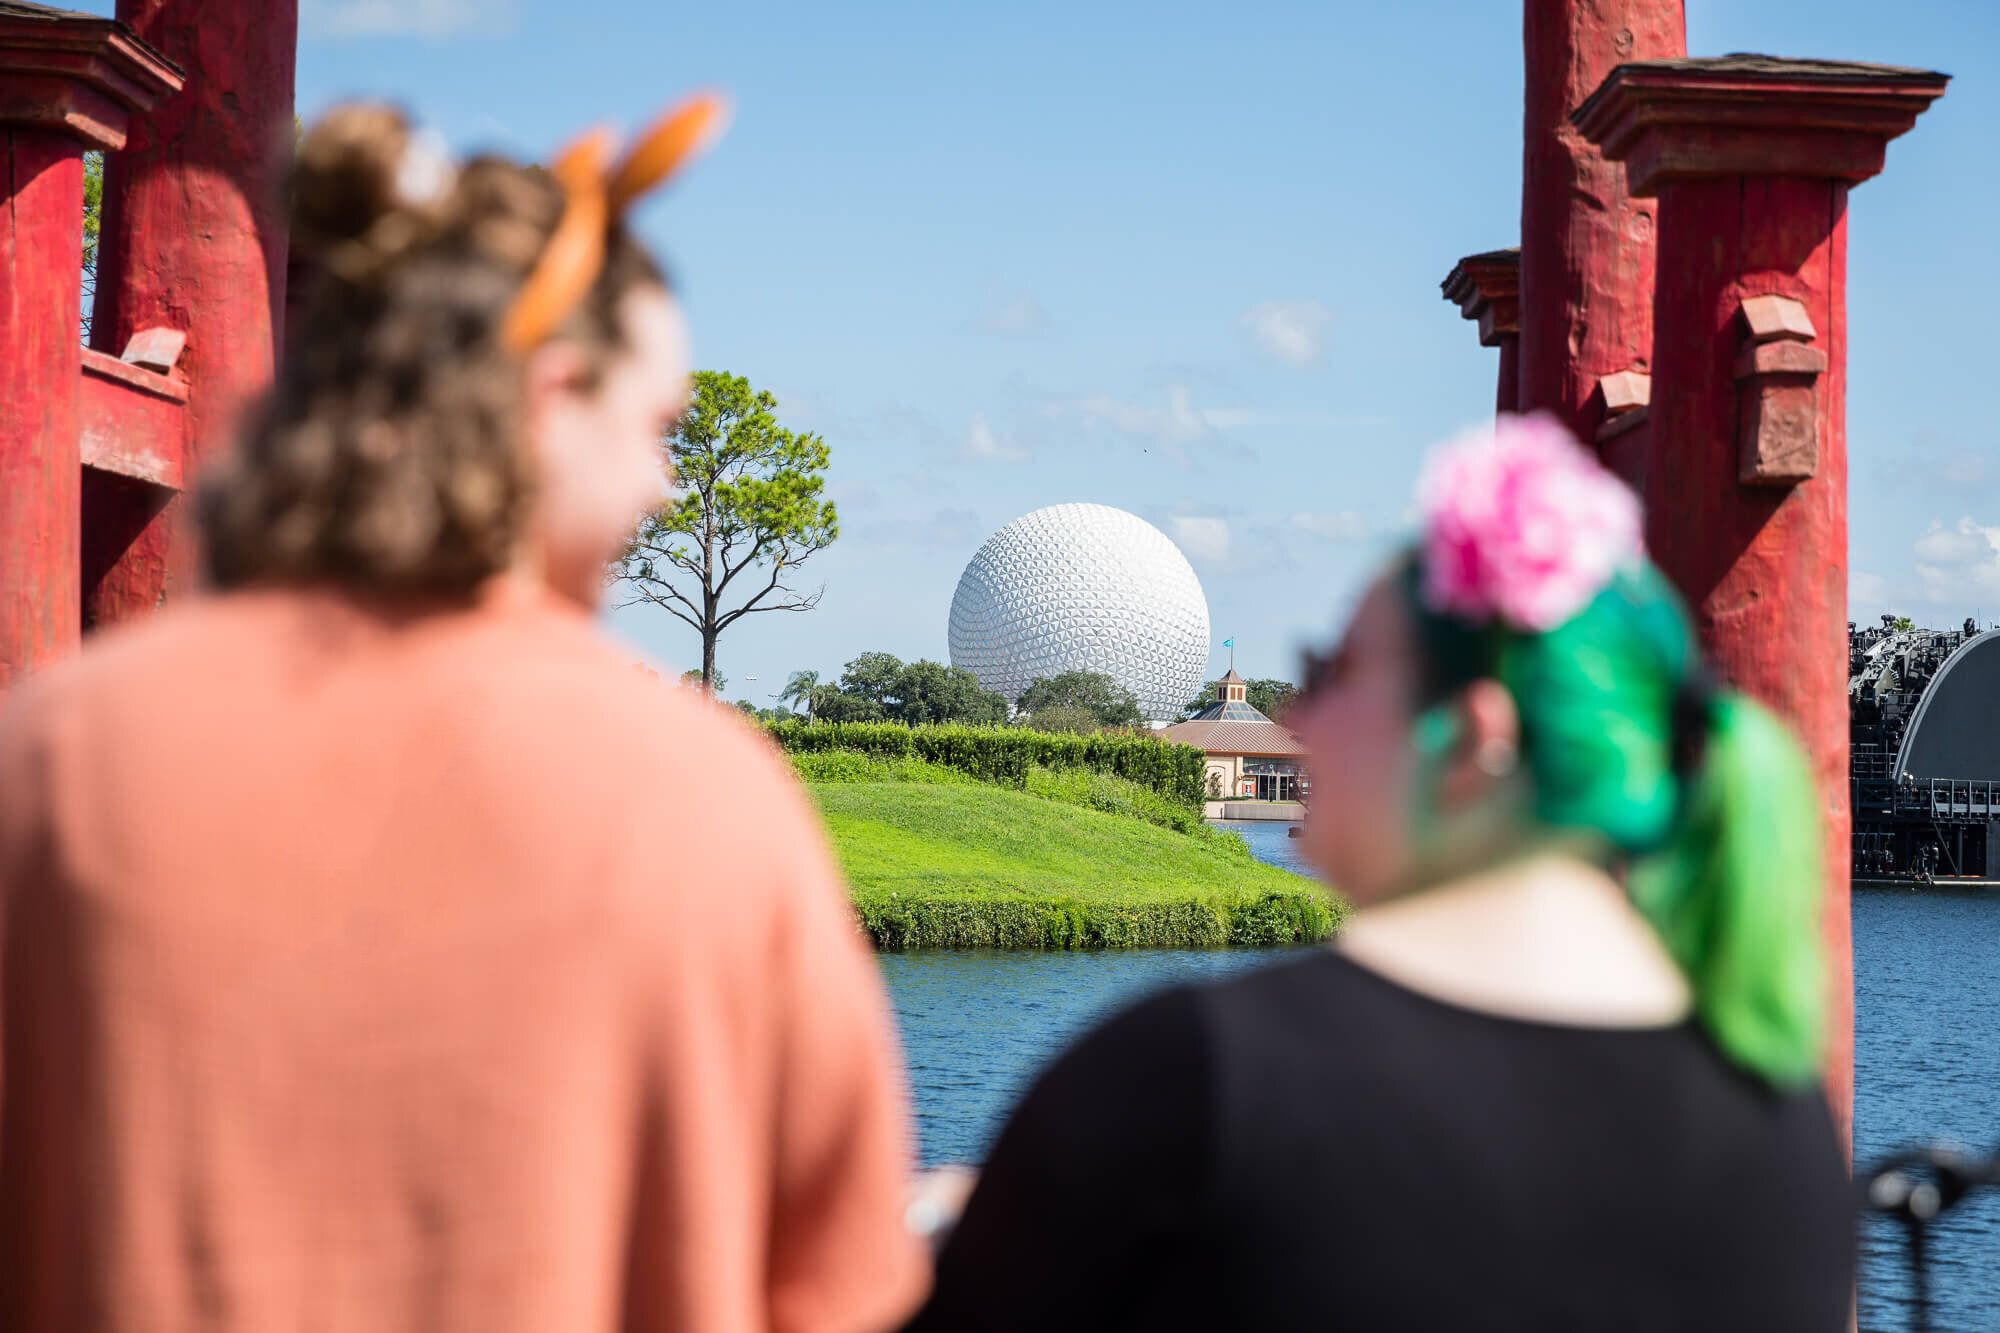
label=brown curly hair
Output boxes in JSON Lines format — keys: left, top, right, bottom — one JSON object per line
{"left": 200, "top": 104, "right": 666, "bottom": 594}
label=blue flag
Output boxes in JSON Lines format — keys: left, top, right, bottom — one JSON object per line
{"left": 1222, "top": 638, "right": 1234, "bottom": 647}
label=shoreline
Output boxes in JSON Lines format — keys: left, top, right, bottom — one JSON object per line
{"left": 1854, "top": 876, "right": 2000, "bottom": 892}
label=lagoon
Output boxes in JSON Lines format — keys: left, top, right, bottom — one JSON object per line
{"left": 880, "top": 818, "right": 1313, "bottom": 1162}
{"left": 877, "top": 829, "right": 2000, "bottom": 1326}
{"left": 1853, "top": 886, "right": 2000, "bottom": 1329}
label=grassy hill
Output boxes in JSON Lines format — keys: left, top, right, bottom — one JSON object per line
{"left": 805, "top": 769, "right": 1341, "bottom": 949}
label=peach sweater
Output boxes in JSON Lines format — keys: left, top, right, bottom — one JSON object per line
{"left": 0, "top": 581, "right": 927, "bottom": 1332}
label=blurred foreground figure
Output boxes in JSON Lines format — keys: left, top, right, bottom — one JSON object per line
{"left": 0, "top": 104, "right": 925, "bottom": 1332}
{"left": 911, "top": 415, "right": 1850, "bottom": 1331}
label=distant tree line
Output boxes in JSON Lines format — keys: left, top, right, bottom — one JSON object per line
{"left": 688, "top": 659, "right": 1305, "bottom": 732}
{"left": 736, "top": 654, "right": 1008, "bottom": 727}
{"left": 717, "top": 659, "right": 1153, "bottom": 733}
{"left": 1014, "top": 671, "right": 1143, "bottom": 731}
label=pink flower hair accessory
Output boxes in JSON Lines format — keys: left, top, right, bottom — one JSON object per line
{"left": 1415, "top": 412, "right": 1643, "bottom": 633}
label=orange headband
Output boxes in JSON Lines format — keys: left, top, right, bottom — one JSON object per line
{"left": 499, "top": 91, "right": 729, "bottom": 354}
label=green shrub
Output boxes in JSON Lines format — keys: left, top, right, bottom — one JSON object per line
{"left": 766, "top": 719, "right": 1206, "bottom": 805}
{"left": 1020, "top": 704, "right": 1101, "bottom": 735}
{"left": 853, "top": 890, "right": 1338, "bottom": 950}
{"left": 787, "top": 751, "right": 977, "bottom": 786}
{"left": 1024, "top": 765, "right": 1211, "bottom": 839}
{"left": 794, "top": 747, "right": 1250, "bottom": 848}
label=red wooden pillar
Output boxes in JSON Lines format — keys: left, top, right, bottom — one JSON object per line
{"left": 0, "top": 129, "right": 84, "bottom": 686}
{"left": 1517, "top": 0, "right": 1683, "bottom": 447}
{"left": 87, "top": 0, "right": 296, "bottom": 627}
{"left": 0, "top": 10, "right": 181, "bottom": 685}
{"left": 1440, "top": 248, "right": 1522, "bottom": 414}
{"left": 1577, "top": 55, "right": 1948, "bottom": 1138}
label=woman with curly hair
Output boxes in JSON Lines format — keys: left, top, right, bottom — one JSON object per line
{"left": 0, "top": 101, "right": 926, "bottom": 1333}
{"left": 909, "top": 415, "right": 1852, "bottom": 1331}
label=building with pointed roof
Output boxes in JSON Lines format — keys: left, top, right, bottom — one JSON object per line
{"left": 1161, "top": 670, "right": 1309, "bottom": 811}
{"left": 1182, "top": 668, "right": 1273, "bottom": 722}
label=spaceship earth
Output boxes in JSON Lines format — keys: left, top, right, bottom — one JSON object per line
{"left": 948, "top": 503, "right": 1212, "bottom": 722}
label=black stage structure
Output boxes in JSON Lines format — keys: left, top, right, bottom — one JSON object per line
{"left": 1851, "top": 615, "right": 2000, "bottom": 883}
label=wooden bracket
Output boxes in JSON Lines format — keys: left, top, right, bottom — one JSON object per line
{"left": 78, "top": 347, "right": 187, "bottom": 490}
{"left": 1734, "top": 295, "right": 1826, "bottom": 485}
{"left": 1594, "top": 368, "right": 1652, "bottom": 444}
{"left": 120, "top": 327, "right": 187, "bottom": 375}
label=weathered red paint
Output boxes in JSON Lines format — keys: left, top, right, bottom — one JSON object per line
{"left": 0, "top": 7, "right": 180, "bottom": 685}
{"left": 76, "top": 349, "right": 187, "bottom": 629}
{"left": 1517, "top": 0, "right": 1684, "bottom": 445}
{"left": 87, "top": 0, "right": 296, "bottom": 627}
{"left": 79, "top": 347, "right": 188, "bottom": 491}
{"left": 1596, "top": 408, "right": 1650, "bottom": 495}
{"left": 1593, "top": 371, "right": 1651, "bottom": 493}
{"left": 1578, "top": 56, "right": 1949, "bottom": 1141}
{"left": 0, "top": 130, "right": 85, "bottom": 686}
{"left": 1495, "top": 342, "right": 1520, "bottom": 419}
{"left": 1440, "top": 248, "right": 1522, "bottom": 413}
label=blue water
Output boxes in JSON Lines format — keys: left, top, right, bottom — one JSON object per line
{"left": 1213, "top": 817, "right": 1315, "bottom": 874}
{"left": 1853, "top": 886, "right": 2000, "bottom": 1331}
{"left": 878, "top": 832, "right": 2000, "bottom": 1328}
{"left": 884, "top": 947, "right": 1287, "bottom": 1164}
{"left": 881, "top": 819, "right": 1313, "bottom": 1163}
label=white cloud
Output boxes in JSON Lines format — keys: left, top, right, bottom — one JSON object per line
{"left": 1203, "top": 410, "right": 1390, "bottom": 430}
{"left": 1850, "top": 570, "right": 1890, "bottom": 612}
{"left": 1863, "top": 436, "right": 2000, "bottom": 501}
{"left": 1066, "top": 385, "right": 1214, "bottom": 464}
{"left": 769, "top": 387, "right": 820, "bottom": 419}
{"left": 1050, "top": 384, "right": 1300, "bottom": 467}
{"left": 1290, "top": 510, "right": 1369, "bottom": 542}
{"left": 868, "top": 507, "right": 983, "bottom": 549}
{"left": 962, "top": 418, "right": 1031, "bottom": 464}
{"left": 1238, "top": 299, "right": 1331, "bottom": 367}
{"left": 1913, "top": 517, "right": 2000, "bottom": 602}
{"left": 304, "top": 0, "right": 515, "bottom": 36}
{"left": 970, "top": 294, "right": 1048, "bottom": 336}
{"left": 1150, "top": 503, "right": 1306, "bottom": 577}
{"left": 826, "top": 479, "right": 881, "bottom": 511}
{"left": 1935, "top": 451, "right": 1994, "bottom": 489}
{"left": 1168, "top": 515, "right": 1233, "bottom": 564}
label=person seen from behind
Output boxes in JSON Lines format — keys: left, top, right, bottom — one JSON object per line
{"left": 908, "top": 413, "right": 1852, "bottom": 1331}
{"left": 0, "top": 100, "right": 927, "bottom": 1332}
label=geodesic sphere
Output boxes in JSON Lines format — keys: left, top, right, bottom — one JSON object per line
{"left": 948, "top": 503, "right": 1211, "bottom": 722}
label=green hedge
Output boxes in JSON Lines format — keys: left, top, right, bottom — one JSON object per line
{"left": 790, "top": 750, "right": 1218, "bottom": 839}
{"left": 787, "top": 751, "right": 979, "bottom": 787}
{"left": 854, "top": 890, "right": 1338, "bottom": 950}
{"left": 1020, "top": 765, "right": 1211, "bottom": 837}
{"left": 765, "top": 720, "right": 1207, "bottom": 805}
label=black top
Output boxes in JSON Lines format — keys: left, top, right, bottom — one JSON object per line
{"left": 908, "top": 951, "right": 1852, "bottom": 1332}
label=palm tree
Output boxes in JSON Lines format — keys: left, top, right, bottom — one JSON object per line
{"left": 778, "top": 669, "right": 822, "bottom": 721}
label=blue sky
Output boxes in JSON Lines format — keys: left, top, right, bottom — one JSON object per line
{"left": 97, "top": 1, "right": 2000, "bottom": 703}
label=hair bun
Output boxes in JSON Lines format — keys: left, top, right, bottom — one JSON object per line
{"left": 291, "top": 104, "right": 455, "bottom": 277}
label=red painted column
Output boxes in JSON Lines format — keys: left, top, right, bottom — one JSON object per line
{"left": 1440, "top": 248, "right": 1522, "bottom": 414}
{"left": 1495, "top": 342, "right": 1520, "bottom": 418}
{"left": 88, "top": 0, "right": 296, "bottom": 626}
{"left": 0, "top": 132, "right": 85, "bottom": 686}
{"left": 0, "top": 11, "right": 182, "bottom": 685}
{"left": 1517, "top": 0, "right": 1683, "bottom": 446}
{"left": 1577, "top": 56, "right": 1948, "bottom": 1139}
